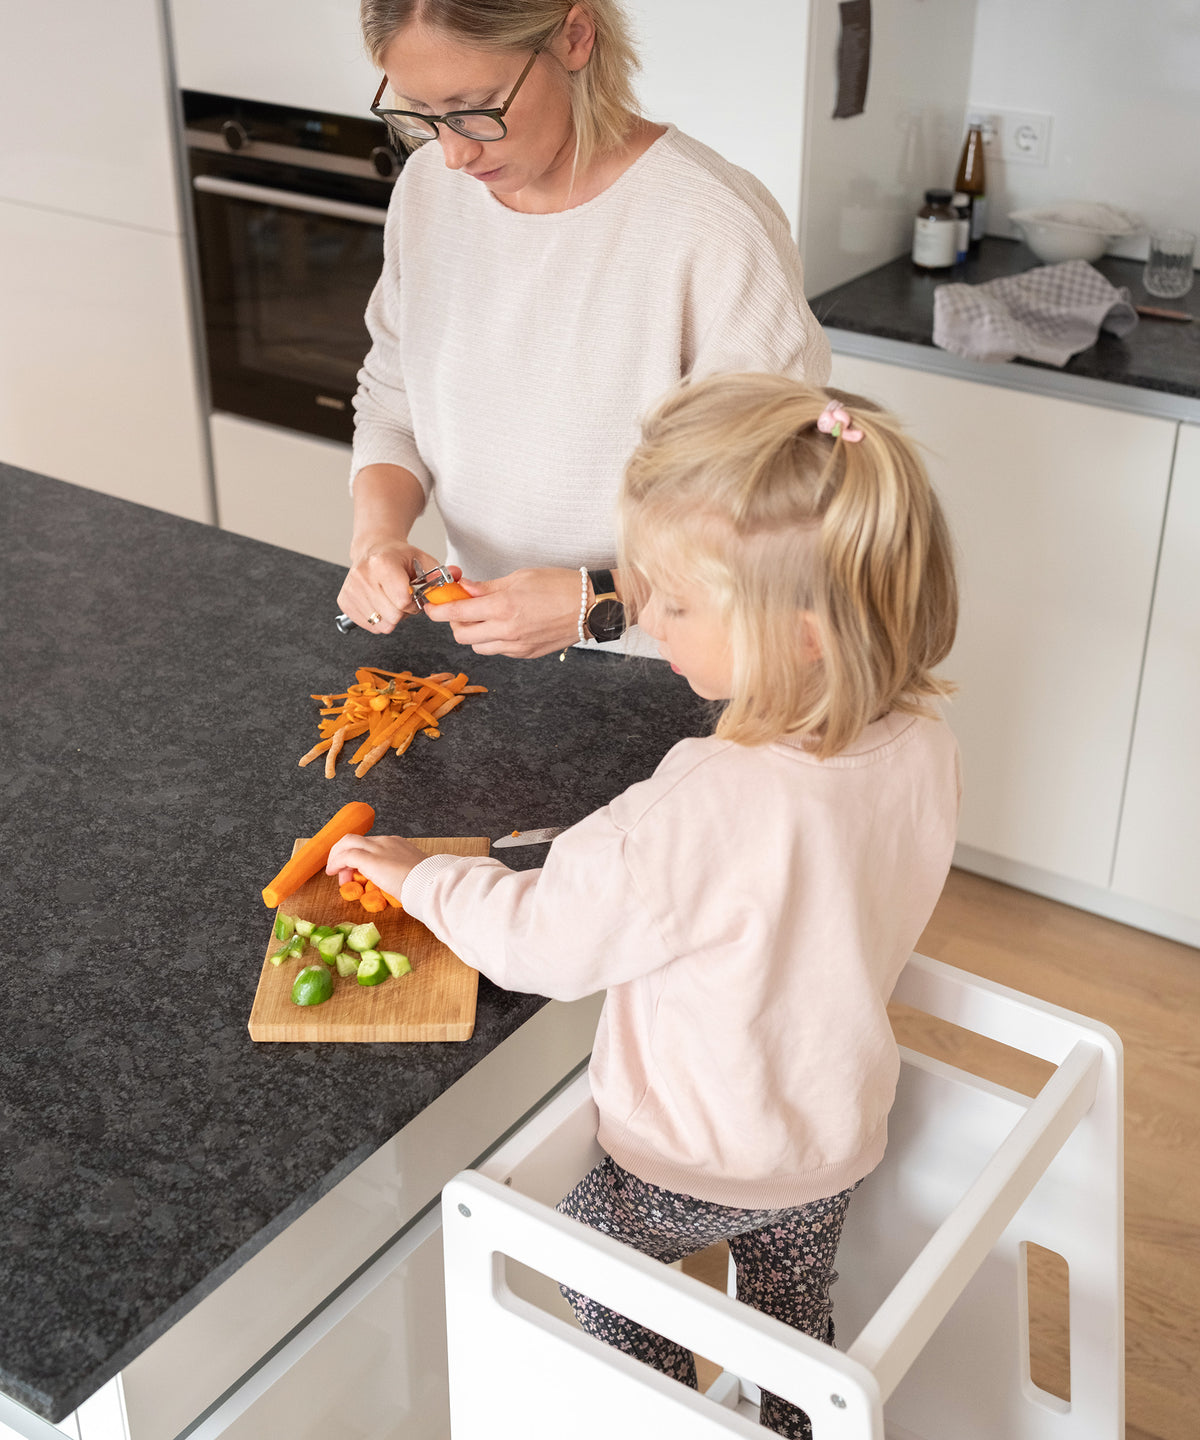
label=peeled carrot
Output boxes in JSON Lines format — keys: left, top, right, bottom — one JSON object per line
{"left": 423, "top": 580, "right": 470, "bottom": 604}
{"left": 262, "top": 801, "right": 375, "bottom": 908}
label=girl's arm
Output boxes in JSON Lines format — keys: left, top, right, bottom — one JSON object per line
{"left": 327, "top": 811, "right": 672, "bottom": 1001}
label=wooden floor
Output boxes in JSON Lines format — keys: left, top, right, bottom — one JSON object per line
{"left": 682, "top": 868, "right": 1200, "bottom": 1439}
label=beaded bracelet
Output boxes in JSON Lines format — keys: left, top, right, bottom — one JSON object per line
{"left": 559, "top": 566, "right": 591, "bottom": 661}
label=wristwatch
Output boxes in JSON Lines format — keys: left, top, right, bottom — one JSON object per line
{"left": 585, "top": 569, "right": 626, "bottom": 643}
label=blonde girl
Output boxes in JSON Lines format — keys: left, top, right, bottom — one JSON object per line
{"left": 330, "top": 374, "right": 960, "bottom": 1438}
{"left": 338, "top": 0, "right": 831, "bottom": 659}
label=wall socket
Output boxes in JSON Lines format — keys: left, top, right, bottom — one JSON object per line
{"left": 971, "top": 109, "right": 1053, "bottom": 166}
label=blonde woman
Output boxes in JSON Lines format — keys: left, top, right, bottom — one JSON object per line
{"left": 330, "top": 374, "right": 960, "bottom": 1437}
{"left": 338, "top": 0, "right": 831, "bottom": 657}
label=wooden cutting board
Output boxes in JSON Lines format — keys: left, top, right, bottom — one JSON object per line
{"left": 248, "top": 836, "right": 489, "bottom": 1042}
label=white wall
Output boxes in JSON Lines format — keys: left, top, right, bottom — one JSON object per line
{"left": 967, "top": 0, "right": 1200, "bottom": 261}
{"left": 800, "top": 0, "right": 980, "bottom": 296}
{"left": 624, "top": 0, "right": 810, "bottom": 239}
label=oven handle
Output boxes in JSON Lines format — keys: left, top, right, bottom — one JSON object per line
{"left": 192, "top": 174, "right": 387, "bottom": 226}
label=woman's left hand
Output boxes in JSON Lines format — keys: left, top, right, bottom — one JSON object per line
{"left": 327, "top": 834, "right": 429, "bottom": 900}
{"left": 423, "top": 567, "right": 585, "bottom": 659}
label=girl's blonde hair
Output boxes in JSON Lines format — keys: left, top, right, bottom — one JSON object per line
{"left": 360, "top": 0, "right": 641, "bottom": 172}
{"left": 620, "top": 373, "right": 958, "bottom": 758}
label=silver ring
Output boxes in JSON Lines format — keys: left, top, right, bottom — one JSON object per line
{"left": 367, "top": 611, "right": 382, "bottom": 626}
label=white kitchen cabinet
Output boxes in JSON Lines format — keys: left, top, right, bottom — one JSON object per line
{"left": 211, "top": 411, "right": 446, "bottom": 566}
{"left": 0, "top": 199, "right": 211, "bottom": 523}
{"left": 0, "top": 0, "right": 180, "bottom": 233}
{"left": 169, "top": 0, "right": 381, "bottom": 116}
{"left": 1111, "top": 424, "right": 1200, "bottom": 925}
{"left": 830, "top": 354, "right": 1175, "bottom": 890}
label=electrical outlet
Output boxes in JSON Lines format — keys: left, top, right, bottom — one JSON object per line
{"left": 974, "top": 109, "right": 1053, "bottom": 166}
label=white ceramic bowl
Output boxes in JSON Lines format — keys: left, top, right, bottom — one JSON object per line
{"left": 1009, "top": 205, "right": 1142, "bottom": 265}
{"left": 1011, "top": 218, "right": 1108, "bottom": 263}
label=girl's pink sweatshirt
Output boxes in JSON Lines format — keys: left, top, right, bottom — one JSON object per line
{"left": 402, "top": 710, "right": 960, "bottom": 1209}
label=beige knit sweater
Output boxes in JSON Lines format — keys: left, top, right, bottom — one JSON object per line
{"left": 403, "top": 711, "right": 961, "bottom": 1210}
{"left": 350, "top": 124, "right": 831, "bottom": 583}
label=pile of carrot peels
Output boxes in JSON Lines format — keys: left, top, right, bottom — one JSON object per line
{"left": 299, "top": 667, "right": 487, "bottom": 780}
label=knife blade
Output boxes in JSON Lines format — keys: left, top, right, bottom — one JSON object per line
{"left": 492, "top": 827, "right": 564, "bottom": 848}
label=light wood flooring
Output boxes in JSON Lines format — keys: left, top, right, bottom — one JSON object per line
{"left": 681, "top": 868, "right": 1199, "bottom": 1439}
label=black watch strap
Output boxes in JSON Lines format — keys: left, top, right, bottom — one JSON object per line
{"left": 588, "top": 569, "right": 617, "bottom": 601}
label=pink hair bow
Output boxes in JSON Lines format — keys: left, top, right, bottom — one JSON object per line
{"left": 817, "top": 401, "right": 864, "bottom": 443}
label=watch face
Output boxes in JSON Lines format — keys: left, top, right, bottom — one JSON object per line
{"left": 587, "top": 597, "right": 626, "bottom": 642}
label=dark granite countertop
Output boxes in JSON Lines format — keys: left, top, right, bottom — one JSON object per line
{"left": 810, "top": 236, "right": 1200, "bottom": 404}
{"left": 0, "top": 465, "right": 710, "bottom": 1422}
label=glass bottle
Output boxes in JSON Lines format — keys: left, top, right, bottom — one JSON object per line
{"left": 954, "top": 121, "right": 988, "bottom": 249}
{"left": 912, "top": 189, "right": 958, "bottom": 270}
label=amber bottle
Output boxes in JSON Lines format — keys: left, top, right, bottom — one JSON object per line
{"left": 954, "top": 123, "right": 988, "bottom": 248}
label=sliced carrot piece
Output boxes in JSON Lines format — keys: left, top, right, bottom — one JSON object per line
{"left": 381, "top": 891, "right": 402, "bottom": 908}
{"left": 340, "top": 881, "right": 365, "bottom": 901}
{"left": 360, "top": 893, "right": 388, "bottom": 913}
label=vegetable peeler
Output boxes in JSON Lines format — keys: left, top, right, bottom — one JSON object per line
{"left": 334, "top": 564, "right": 470, "bottom": 631}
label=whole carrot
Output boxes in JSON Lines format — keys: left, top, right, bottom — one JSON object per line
{"left": 262, "top": 801, "right": 375, "bottom": 907}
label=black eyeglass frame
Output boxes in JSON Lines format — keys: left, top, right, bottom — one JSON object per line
{"left": 370, "top": 44, "right": 544, "bottom": 144}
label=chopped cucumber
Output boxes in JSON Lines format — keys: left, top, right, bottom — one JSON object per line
{"left": 346, "top": 922, "right": 381, "bottom": 953}
{"left": 310, "top": 925, "right": 338, "bottom": 940}
{"left": 356, "top": 952, "right": 387, "bottom": 986}
{"left": 335, "top": 951, "right": 360, "bottom": 979}
{"left": 292, "top": 965, "right": 333, "bottom": 1006}
{"left": 273, "top": 913, "right": 296, "bottom": 942}
{"left": 381, "top": 950, "right": 411, "bottom": 979}
{"left": 270, "top": 933, "right": 306, "bottom": 965}
{"left": 335, "top": 921, "right": 357, "bottom": 935}
{"left": 316, "top": 932, "right": 345, "bottom": 961}
{"left": 294, "top": 918, "right": 316, "bottom": 938}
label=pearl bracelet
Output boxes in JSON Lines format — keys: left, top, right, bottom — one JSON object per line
{"left": 559, "top": 565, "right": 591, "bottom": 662}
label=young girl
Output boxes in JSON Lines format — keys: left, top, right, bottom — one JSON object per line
{"left": 329, "top": 373, "right": 961, "bottom": 1438}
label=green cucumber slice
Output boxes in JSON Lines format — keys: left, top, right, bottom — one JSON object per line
{"left": 335, "top": 951, "right": 360, "bottom": 979}
{"left": 316, "top": 932, "right": 345, "bottom": 961}
{"left": 346, "top": 922, "right": 382, "bottom": 953}
{"left": 381, "top": 950, "right": 411, "bottom": 979}
{"left": 356, "top": 953, "right": 387, "bottom": 986}
{"left": 294, "top": 918, "right": 316, "bottom": 938}
{"left": 273, "top": 913, "right": 296, "bottom": 942}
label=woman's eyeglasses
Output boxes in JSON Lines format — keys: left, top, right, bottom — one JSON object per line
{"left": 370, "top": 45, "right": 542, "bottom": 144}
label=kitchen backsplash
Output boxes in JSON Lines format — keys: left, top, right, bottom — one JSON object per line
{"left": 967, "top": 0, "right": 1200, "bottom": 261}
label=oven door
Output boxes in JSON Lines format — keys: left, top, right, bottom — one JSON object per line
{"left": 189, "top": 149, "right": 391, "bottom": 443}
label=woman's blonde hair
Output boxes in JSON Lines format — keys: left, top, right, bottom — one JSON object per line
{"left": 360, "top": 0, "right": 641, "bottom": 172}
{"left": 620, "top": 373, "right": 958, "bottom": 758}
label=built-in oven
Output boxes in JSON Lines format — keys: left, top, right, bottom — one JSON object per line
{"left": 183, "top": 91, "right": 402, "bottom": 444}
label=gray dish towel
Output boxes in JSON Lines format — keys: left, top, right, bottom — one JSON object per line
{"left": 932, "top": 260, "right": 1138, "bottom": 366}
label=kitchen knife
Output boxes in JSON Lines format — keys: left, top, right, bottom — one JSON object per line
{"left": 492, "top": 827, "right": 563, "bottom": 848}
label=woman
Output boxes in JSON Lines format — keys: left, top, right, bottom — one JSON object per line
{"left": 338, "top": 0, "right": 830, "bottom": 657}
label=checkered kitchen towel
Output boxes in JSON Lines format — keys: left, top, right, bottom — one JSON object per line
{"left": 932, "top": 259, "right": 1138, "bottom": 366}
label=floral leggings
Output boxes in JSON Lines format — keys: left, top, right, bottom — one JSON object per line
{"left": 556, "top": 1158, "right": 858, "bottom": 1439}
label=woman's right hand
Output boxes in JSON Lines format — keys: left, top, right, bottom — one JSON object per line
{"left": 338, "top": 537, "right": 444, "bottom": 634}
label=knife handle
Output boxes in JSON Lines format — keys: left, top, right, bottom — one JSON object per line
{"left": 334, "top": 612, "right": 355, "bottom": 633}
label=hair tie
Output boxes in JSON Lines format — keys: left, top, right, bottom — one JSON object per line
{"left": 817, "top": 401, "right": 864, "bottom": 443}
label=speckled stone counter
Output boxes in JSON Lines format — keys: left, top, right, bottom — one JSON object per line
{"left": 0, "top": 465, "right": 710, "bottom": 1423}
{"left": 811, "top": 236, "right": 1200, "bottom": 419}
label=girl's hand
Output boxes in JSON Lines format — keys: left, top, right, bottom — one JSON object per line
{"left": 326, "top": 833, "right": 429, "bottom": 898}
{"left": 338, "top": 540, "right": 459, "bottom": 633}
{"left": 423, "top": 566, "right": 584, "bottom": 659}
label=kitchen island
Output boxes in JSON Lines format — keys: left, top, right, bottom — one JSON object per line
{"left": 0, "top": 464, "right": 710, "bottom": 1438}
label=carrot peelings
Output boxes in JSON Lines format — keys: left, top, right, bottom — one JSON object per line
{"left": 262, "top": 800, "right": 375, "bottom": 908}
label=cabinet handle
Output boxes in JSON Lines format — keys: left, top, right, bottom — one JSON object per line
{"left": 192, "top": 175, "right": 387, "bottom": 226}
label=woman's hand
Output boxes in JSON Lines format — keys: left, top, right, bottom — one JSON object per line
{"left": 327, "top": 833, "right": 429, "bottom": 899}
{"left": 423, "top": 566, "right": 585, "bottom": 659}
{"left": 338, "top": 538, "right": 459, "bottom": 634}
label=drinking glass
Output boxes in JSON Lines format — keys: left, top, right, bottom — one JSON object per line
{"left": 1143, "top": 229, "right": 1195, "bottom": 299}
